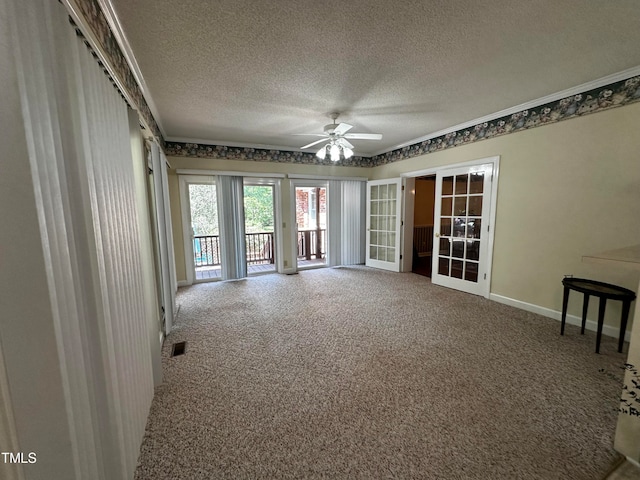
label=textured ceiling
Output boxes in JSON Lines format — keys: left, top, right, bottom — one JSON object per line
{"left": 109, "top": 0, "right": 640, "bottom": 156}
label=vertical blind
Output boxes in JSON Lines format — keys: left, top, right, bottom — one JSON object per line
{"left": 326, "top": 179, "right": 366, "bottom": 266}
{"left": 341, "top": 180, "right": 367, "bottom": 265}
{"left": 6, "top": 0, "right": 156, "bottom": 478}
{"left": 217, "top": 175, "right": 247, "bottom": 280}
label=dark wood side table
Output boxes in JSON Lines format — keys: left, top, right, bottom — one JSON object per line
{"left": 560, "top": 277, "right": 636, "bottom": 353}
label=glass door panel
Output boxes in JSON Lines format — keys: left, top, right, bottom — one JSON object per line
{"left": 243, "top": 184, "right": 276, "bottom": 275}
{"left": 188, "top": 182, "right": 221, "bottom": 281}
{"left": 366, "top": 178, "right": 402, "bottom": 272}
{"left": 295, "top": 186, "right": 327, "bottom": 269}
{"left": 432, "top": 164, "right": 493, "bottom": 295}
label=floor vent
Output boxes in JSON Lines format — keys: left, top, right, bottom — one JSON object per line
{"left": 171, "top": 341, "right": 186, "bottom": 357}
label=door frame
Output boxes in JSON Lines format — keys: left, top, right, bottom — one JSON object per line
{"left": 289, "top": 179, "right": 330, "bottom": 272}
{"left": 400, "top": 155, "right": 500, "bottom": 298}
{"left": 365, "top": 177, "right": 403, "bottom": 272}
{"left": 243, "top": 178, "right": 284, "bottom": 275}
{"left": 178, "top": 174, "right": 217, "bottom": 285}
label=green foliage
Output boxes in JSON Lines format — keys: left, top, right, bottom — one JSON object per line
{"left": 188, "top": 184, "right": 218, "bottom": 235}
{"left": 188, "top": 184, "right": 274, "bottom": 235}
{"left": 243, "top": 185, "right": 274, "bottom": 233}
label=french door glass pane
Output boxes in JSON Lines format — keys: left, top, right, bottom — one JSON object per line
{"left": 455, "top": 174, "right": 468, "bottom": 194}
{"left": 442, "top": 176, "right": 454, "bottom": 195}
{"left": 469, "top": 173, "right": 484, "bottom": 194}
{"left": 369, "top": 181, "right": 398, "bottom": 262}
{"left": 436, "top": 170, "right": 486, "bottom": 284}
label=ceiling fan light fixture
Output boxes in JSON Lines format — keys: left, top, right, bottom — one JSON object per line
{"left": 301, "top": 113, "right": 381, "bottom": 160}
{"left": 330, "top": 144, "right": 341, "bottom": 161}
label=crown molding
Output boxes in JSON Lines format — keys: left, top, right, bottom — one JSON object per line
{"left": 97, "top": 0, "right": 167, "bottom": 138}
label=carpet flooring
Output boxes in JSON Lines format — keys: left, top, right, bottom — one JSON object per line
{"left": 134, "top": 266, "right": 628, "bottom": 479}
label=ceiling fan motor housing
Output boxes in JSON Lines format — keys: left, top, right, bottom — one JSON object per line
{"left": 323, "top": 123, "right": 337, "bottom": 135}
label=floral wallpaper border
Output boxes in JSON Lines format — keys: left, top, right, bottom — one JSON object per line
{"left": 72, "top": 0, "right": 163, "bottom": 141}
{"left": 73, "top": 0, "right": 640, "bottom": 168}
{"left": 162, "top": 143, "right": 375, "bottom": 168}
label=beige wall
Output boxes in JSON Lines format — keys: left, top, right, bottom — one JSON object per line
{"left": 371, "top": 102, "right": 640, "bottom": 330}
{"left": 167, "top": 157, "right": 369, "bottom": 282}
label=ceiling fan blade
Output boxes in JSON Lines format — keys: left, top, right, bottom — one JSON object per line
{"left": 333, "top": 122, "right": 353, "bottom": 135}
{"left": 337, "top": 138, "right": 355, "bottom": 149}
{"left": 300, "top": 138, "right": 329, "bottom": 149}
{"left": 343, "top": 133, "right": 383, "bottom": 140}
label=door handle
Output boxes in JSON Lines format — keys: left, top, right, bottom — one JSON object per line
{"left": 435, "top": 233, "right": 440, "bottom": 238}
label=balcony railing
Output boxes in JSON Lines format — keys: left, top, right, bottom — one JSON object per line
{"left": 297, "top": 228, "right": 325, "bottom": 260}
{"left": 193, "top": 228, "right": 326, "bottom": 268}
{"left": 193, "top": 232, "right": 274, "bottom": 267}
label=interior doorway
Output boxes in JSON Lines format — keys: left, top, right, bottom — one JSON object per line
{"left": 412, "top": 176, "right": 436, "bottom": 277}
{"left": 401, "top": 156, "right": 499, "bottom": 298}
{"left": 295, "top": 186, "right": 327, "bottom": 269}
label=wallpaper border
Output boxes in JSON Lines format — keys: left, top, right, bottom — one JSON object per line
{"left": 71, "top": 0, "right": 163, "bottom": 141}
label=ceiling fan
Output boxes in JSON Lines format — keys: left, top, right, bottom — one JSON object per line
{"left": 296, "top": 113, "right": 382, "bottom": 160}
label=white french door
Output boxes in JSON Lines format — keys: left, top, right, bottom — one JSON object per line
{"left": 431, "top": 164, "right": 494, "bottom": 296}
{"left": 366, "top": 178, "right": 402, "bottom": 272}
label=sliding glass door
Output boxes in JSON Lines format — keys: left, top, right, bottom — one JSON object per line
{"left": 179, "top": 175, "right": 222, "bottom": 283}
{"left": 294, "top": 185, "right": 327, "bottom": 269}
{"left": 244, "top": 183, "right": 276, "bottom": 275}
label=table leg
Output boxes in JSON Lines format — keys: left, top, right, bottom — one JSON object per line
{"left": 596, "top": 297, "right": 607, "bottom": 354}
{"left": 581, "top": 293, "right": 589, "bottom": 334}
{"left": 618, "top": 300, "right": 631, "bottom": 353}
{"left": 561, "top": 286, "right": 570, "bottom": 335}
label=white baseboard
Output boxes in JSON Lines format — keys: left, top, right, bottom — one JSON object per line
{"left": 489, "top": 293, "right": 631, "bottom": 342}
{"left": 626, "top": 456, "right": 640, "bottom": 469}
{"left": 282, "top": 267, "right": 297, "bottom": 275}
{"left": 177, "top": 280, "right": 189, "bottom": 287}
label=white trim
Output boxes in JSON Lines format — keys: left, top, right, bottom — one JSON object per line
{"left": 370, "top": 65, "right": 640, "bottom": 156}
{"left": 490, "top": 293, "right": 632, "bottom": 342}
{"left": 365, "top": 178, "right": 403, "bottom": 272}
{"left": 289, "top": 179, "right": 330, "bottom": 272}
{"left": 282, "top": 267, "right": 297, "bottom": 275}
{"left": 243, "top": 178, "right": 285, "bottom": 274}
{"left": 484, "top": 159, "right": 500, "bottom": 298}
{"left": 288, "top": 174, "right": 369, "bottom": 181}
{"left": 151, "top": 145, "right": 178, "bottom": 331}
{"left": 178, "top": 174, "right": 215, "bottom": 286}
{"left": 97, "top": 0, "right": 166, "bottom": 138}
{"left": 177, "top": 280, "right": 189, "bottom": 287}
{"left": 401, "top": 177, "right": 416, "bottom": 273}
{"left": 626, "top": 457, "right": 640, "bottom": 469}
{"left": 176, "top": 169, "right": 285, "bottom": 178}
{"left": 400, "top": 156, "right": 501, "bottom": 178}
